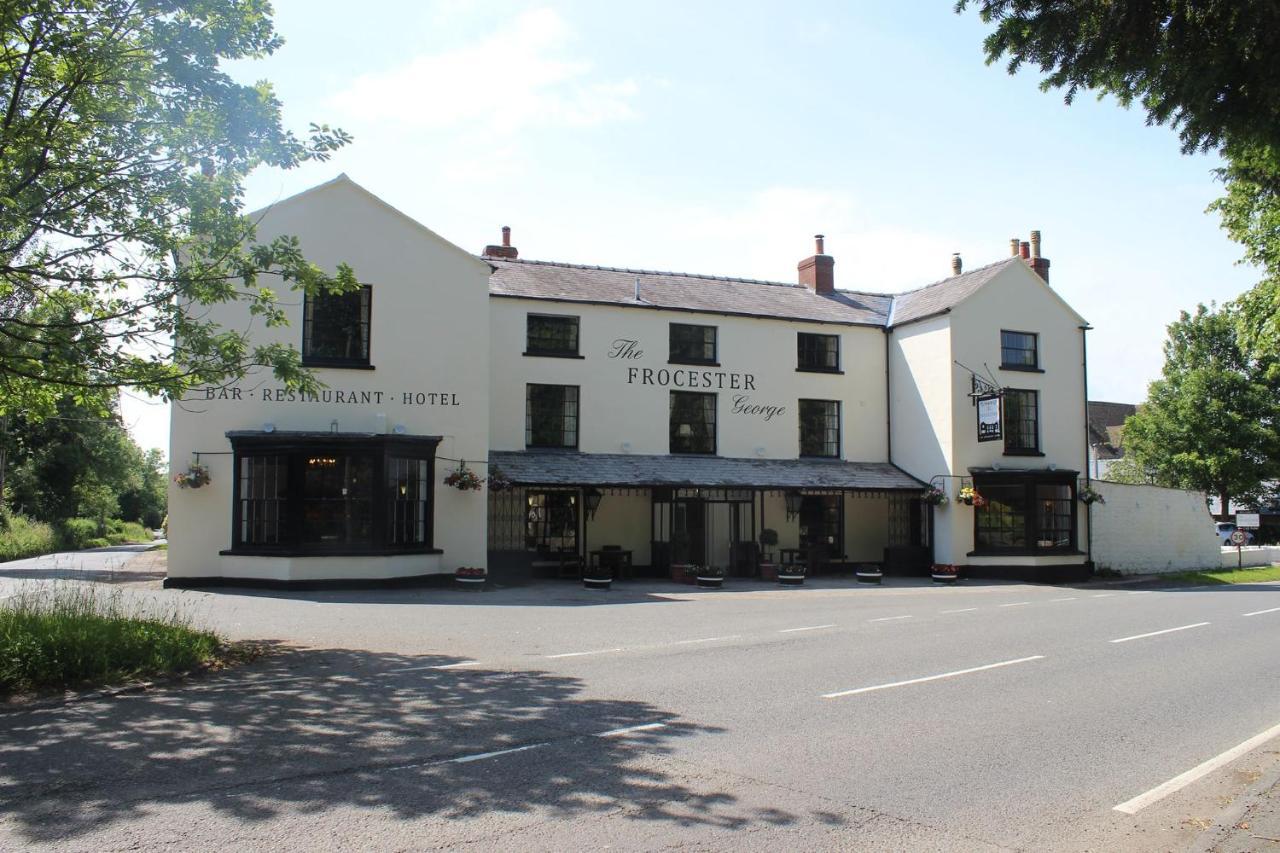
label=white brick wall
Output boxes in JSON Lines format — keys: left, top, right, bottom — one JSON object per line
{"left": 1219, "top": 546, "right": 1280, "bottom": 570}
{"left": 1091, "top": 481, "right": 1220, "bottom": 574}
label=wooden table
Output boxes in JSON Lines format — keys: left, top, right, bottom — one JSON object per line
{"left": 779, "top": 548, "right": 806, "bottom": 567}
{"left": 590, "top": 549, "right": 633, "bottom": 579}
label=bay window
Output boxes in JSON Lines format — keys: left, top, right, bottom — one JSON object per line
{"left": 972, "top": 471, "right": 1078, "bottom": 555}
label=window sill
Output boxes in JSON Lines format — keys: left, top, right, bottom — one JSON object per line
{"left": 301, "top": 360, "right": 375, "bottom": 370}
{"left": 800, "top": 453, "right": 840, "bottom": 459}
{"left": 525, "top": 444, "right": 579, "bottom": 451}
{"left": 523, "top": 351, "right": 584, "bottom": 359}
{"left": 221, "top": 547, "right": 443, "bottom": 558}
{"left": 999, "top": 364, "right": 1044, "bottom": 373}
{"left": 668, "top": 359, "right": 720, "bottom": 367}
{"left": 1002, "top": 449, "right": 1045, "bottom": 457}
{"left": 796, "top": 367, "right": 844, "bottom": 375}
{"left": 967, "top": 549, "right": 1084, "bottom": 558}
{"left": 669, "top": 450, "right": 718, "bottom": 456}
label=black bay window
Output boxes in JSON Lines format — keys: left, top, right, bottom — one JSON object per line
{"left": 303, "top": 285, "right": 372, "bottom": 367}
{"left": 972, "top": 471, "right": 1078, "bottom": 555}
{"left": 670, "top": 391, "right": 716, "bottom": 454}
{"left": 797, "top": 333, "right": 840, "bottom": 372}
{"left": 799, "top": 399, "right": 840, "bottom": 457}
{"left": 228, "top": 432, "right": 439, "bottom": 555}
{"left": 669, "top": 323, "right": 717, "bottom": 365}
{"left": 525, "top": 314, "right": 580, "bottom": 357}
{"left": 1003, "top": 389, "right": 1040, "bottom": 455}
{"left": 526, "top": 384, "right": 579, "bottom": 448}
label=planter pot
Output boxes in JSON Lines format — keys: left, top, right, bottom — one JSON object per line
{"left": 778, "top": 573, "right": 805, "bottom": 586}
{"left": 455, "top": 576, "right": 486, "bottom": 589}
{"left": 696, "top": 576, "right": 723, "bottom": 588}
{"left": 931, "top": 572, "right": 958, "bottom": 584}
{"left": 759, "top": 562, "right": 779, "bottom": 582}
{"left": 856, "top": 570, "right": 883, "bottom": 585}
{"left": 669, "top": 564, "right": 697, "bottom": 585}
{"left": 583, "top": 577, "right": 612, "bottom": 590}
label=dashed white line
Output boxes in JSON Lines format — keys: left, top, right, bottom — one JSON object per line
{"left": 1114, "top": 720, "right": 1280, "bottom": 814}
{"left": 940, "top": 608, "right": 978, "bottom": 614}
{"left": 999, "top": 601, "right": 1031, "bottom": 608}
{"left": 1092, "top": 593, "right": 1117, "bottom": 599}
{"left": 1109, "top": 622, "right": 1210, "bottom": 644}
{"left": 779, "top": 624, "right": 837, "bottom": 633}
{"left": 451, "top": 743, "right": 547, "bottom": 764}
{"left": 430, "top": 661, "right": 484, "bottom": 670}
{"left": 1244, "top": 607, "right": 1280, "bottom": 617}
{"left": 671, "top": 635, "right": 740, "bottom": 645}
{"left": 545, "top": 648, "right": 624, "bottom": 659}
{"left": 868, "top": 615, "right": 913, "bottom": 623}
{"left": 1127, "top": 590, "right": 1155, "bottom": 595}
{"left": 822, "top": 655, "right": 1045, "bottom": 699}
{"left": 1048, "top": 597, "right": 1078, "bottom": 602}
{"left": 597, "top": 723, "right": 667, "bottom": 738}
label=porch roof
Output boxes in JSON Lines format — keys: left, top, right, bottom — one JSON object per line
{"left": 488, "top": 451, "right": 927, "bottom": 491}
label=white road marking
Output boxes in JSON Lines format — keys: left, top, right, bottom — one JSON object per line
{"left": 430, "top": 661, "right": 484, "bottom": 670}
{"left": 1244, "top": 607, "right": 1280, "bottom": 617}
{"left": 671, "top": 635, "right": 740, "bottom": 645}
{"left": 822, "top": 655, "right": 1045, "bottom": 699}
{"left": 999, "top": 602, "right": 1031, "bottom": 608}
{"left": 940, "top": 608, "right": 978, "bottom": 614}
{"left": 545, "top": 648, "right": 625, "bottom": 659}
{"left": 1113, "top": 720, "right": 1280, "bottom": 814}
{"left": 451, "top": 743, "right": 547, "bottom": 764}
{"left": 868, "top": 615, "right": 913, "bottom": 623}
{"left": 1092, "top": 593, "right": 1116, "bottom": 599}
{"left": 779, "top": 624, "right": 837, "bottom": 633}
{"left": 1128, "top": 590, "right": 1155, "bottom": 595}
{"left": 596, "top": 723, "right": 667, "bottom": 738}
{"left": 1049, "top": 597, "right": 1078, "bottom": 602}
{"left": 1109, "top": 622, "right": 1210, "bottom": 644}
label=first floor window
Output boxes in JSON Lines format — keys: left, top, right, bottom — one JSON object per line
{"left": 303, "top": 285, "right": 371, "bottom": 366}
{"left": 1000, "top": 330, "right": 1038, "bottom": 370}
{"left": 526, "top": 384, "right": 579, "bottom": 448}
{"left": 670, "top": 391, "right": 716, "bottom": 454}
{"left": 973, "top": 473, "right": 1077, "bottom": 554}
{"left": 669, "top": 323, "right": 717, "bottom": 364}
{"left": 799, "top": 399, "right": 840, "bottom": 457}
{"left": 230, "top": 434, "right": 438, "bottom": 554}
{"left": 1003, "top": 389, "right": 1039, "bottom": 454}
{"left": 797, "top": 333, "right": 839, "bottom": 371}
{"left": 526, "top": 314, "right": 579, "bottom": 356}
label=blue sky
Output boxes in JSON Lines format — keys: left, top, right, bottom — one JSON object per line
{"left": 123, "top": 1, "right": 1261, "bottom": 451}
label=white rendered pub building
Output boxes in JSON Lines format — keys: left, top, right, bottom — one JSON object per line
{"left": 166, "top": 176, "right": 1092, "bottom": 589}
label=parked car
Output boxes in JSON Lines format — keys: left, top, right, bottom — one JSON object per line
{"left": 1216, "top": 522, "right": 1255, "bottom": 545}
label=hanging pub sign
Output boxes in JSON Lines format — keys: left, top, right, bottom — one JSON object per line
{"left": 977, "top": 393, "right": 1002, "bottom": 442}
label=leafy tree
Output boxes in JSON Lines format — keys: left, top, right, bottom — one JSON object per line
{"left": 1, "top": 0, "right": 355, "bottom": 418}
{"left": 118, "top": 448, "right": 167, "bottom": 529}
{"left": 1119, "top": 305, "right": 1280, "bottom": 513}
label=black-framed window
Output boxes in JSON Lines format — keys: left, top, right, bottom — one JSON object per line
{"left": 526, "top": 314, "right": 580, "bottom": 357}
{"left": 797, "top": 333, "right": 840, "bottom": 372}
{"left": 525, "top": 491, "right": 578, "bottom": 552}
{"left": 1000, "top": 330, "right": 1038, "bottom": 370}
{"left": 799, "top": 399, "right": 840, "bottom": 457}
{"left": 670, "top": 391, "right": 716, "bottom": 454}
{"left": 526, "top": 384, "right": 579, "bottom": 448}
{"left": 303, "top": 285, "right": 371, "bottom": 367}
{"left": 229, "top": 433, "right": 439, "bottom": 556}
{"left": 972, "top": 472, "right": 1077, "bottom": 554}
{"left": 1003, "top": 389, "right": 1039, "bottom": 454}
{"left": 669, "top": 323, "right": 717, "bottom": 364}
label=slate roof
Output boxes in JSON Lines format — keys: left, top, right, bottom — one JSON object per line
{"left": 1087, "top": 400, "right": 1137, "bottom": 460}
{"left": 487, "top": 256, "right": 1030, "bottom": 329}
{"left": 488, "top": 450, "right": 927, "bottom": 491}
{"left": 488, "top": 259, "right": 894, "bottom": 326}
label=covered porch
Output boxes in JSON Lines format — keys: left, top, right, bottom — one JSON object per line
{"left": 485, "top": 451, "right": 932, "bottom": 583}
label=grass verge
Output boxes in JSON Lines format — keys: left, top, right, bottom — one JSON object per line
{"left": 0, "top": 584, "right": 245, "bottom": 698}
{"left": 1161, "top": 564, "right": 1280, "bottom": 586}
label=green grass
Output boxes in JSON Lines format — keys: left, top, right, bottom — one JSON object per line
{"left": 0, "top": 584, "right": 231, "bottom": 697}
{"left": 0, "top": 514, "right": 58, "bottom": 562}
{"left": 1161, "top": 564, "right": 1280, "bottom": 586}
{"left": 0, "top": 515, "right": 154, "bottom": 562}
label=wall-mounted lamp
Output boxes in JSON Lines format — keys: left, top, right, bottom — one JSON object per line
{"left": 329, "top": 419, "right": 339, "bottom": 434}
{"left": 784, "top": 490, "right": 803, "bottom": 519}
{"left": 584, "top": 488, "right": 604, "bottom": 520}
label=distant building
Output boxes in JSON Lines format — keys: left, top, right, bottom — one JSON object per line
{"left": 1087, "top": 400, "right": 1137, "bottom": 480}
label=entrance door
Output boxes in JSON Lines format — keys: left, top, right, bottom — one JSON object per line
{"left": 800, "top": 495, "right": 843, "bottom": 572}
{"left": 672, "top": 499, "right": 707, "bottom": 565}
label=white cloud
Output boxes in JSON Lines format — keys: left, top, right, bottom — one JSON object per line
{"left": 329, "top": 8, "right": 638, "bottom": 134}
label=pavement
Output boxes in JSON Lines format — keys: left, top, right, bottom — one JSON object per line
{"left": 0, "top": 565, "right": 1278, "bottom": 851}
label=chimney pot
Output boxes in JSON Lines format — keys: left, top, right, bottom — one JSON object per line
{"left": 1019, "top": 241, "right": 1031, "bottom": 260}
{"left": 1029, "top": 229, "right": 1041, "bottom": 259}
{"left": 482, "top": 226, "right": 518, "bottom": 259}
{"left": 951, "top": 253, "right": 963, "bottom": 276}
{"left": 815, "top": 234, "right": 825, "bottom": 255}
{"left": 502, "top": 225, "right": 511, "bottom": 247}
{"left": 1010, "top": 238, "right": 1021, "bottom": 257}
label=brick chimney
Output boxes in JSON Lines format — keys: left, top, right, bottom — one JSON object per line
{"left": 482, "top": 226, "right": 518, "bottom": 259}
{"left": 798, "top": 234, "right": 835, "bottom": 294}
{"left": 1027, "top": 229, "right": 1050, "bottom": 283}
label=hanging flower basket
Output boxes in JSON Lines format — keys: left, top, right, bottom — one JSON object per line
{"left": 1079, "top": 485, "right": 1106, "bottom": 505}
{"left": 923, "top": 487, "right": 948, "bottom": 506}
{"left": 444, "top": 461, "right": 485, "bottom": 491}
{"left": 487, "top": 465, "right": 514, "bottom": 493}
{"left": 958, "top": 486, "right": 985, "bottom": 507}
{"left": 174, "top": 463, "right": 210, "bottom": 489}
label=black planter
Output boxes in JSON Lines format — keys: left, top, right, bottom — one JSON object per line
{"left": 696, "top": 576, "right": 723, "bottom": 588}
{"left": 931, "top": 573, "right": 958, "bottom": 584}
{"left": 856, "top": 570, "right": 883, "bottom": 585}
{"left": 778, "top": 573, "right": 805, "bottom": 586}
{"left": 583, "top": 576, "right": 612, "bottom": 590}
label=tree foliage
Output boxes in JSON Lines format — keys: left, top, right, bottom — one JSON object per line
{"left": 0, "top": 0, "right": 354, "bottom": 418}
{"left": 1119, "top": 305, "right": 1280, "bottom": 511}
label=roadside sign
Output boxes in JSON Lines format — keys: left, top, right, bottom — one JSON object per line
{"left": 1236, "top": 512, "right": 1261, "bottom": 529}
{"left": 977, "top": 394, "right": 1002, "bottom": 442}
{"left": 1230, "top": 529, "right": 1248, "bottom": 546}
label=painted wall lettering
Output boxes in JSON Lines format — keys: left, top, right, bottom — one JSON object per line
{"left": 731, "top": 394, "right": 785, "bottom": 421}
{"left": 609, "top": 338, "right": 644, "bottom": 359}
{"left": 625, "top": 367, "right": 756, "bottom": 391}
{"left": 196, "top": 387, "right": 459, "bottom": 406}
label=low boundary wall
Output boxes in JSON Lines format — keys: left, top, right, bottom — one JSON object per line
{"left": 1092, "top": 481, "right": 1220, "bottom": 574}
{"left": 1220, "top": 546, "right": 1280, "bottom": 570}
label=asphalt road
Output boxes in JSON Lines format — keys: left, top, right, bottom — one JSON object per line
{"left": 1, "top": 575, "right": 1278, "bottom": 851}
{"left": 0, "top": 542, "right": 163, "bottom": 584}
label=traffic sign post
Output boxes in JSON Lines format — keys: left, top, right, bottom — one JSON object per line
{"left": 1230, "top": 528, "right": 1247, "bottom": 567}
{"left": 1237, "top": 512, "right": 1261, "bottom": 529}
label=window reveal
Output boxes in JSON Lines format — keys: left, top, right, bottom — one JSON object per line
{"left": 669, "top": 323, "right": 717, "bottom": 364}
{"left": 303, "top": 285, "right": 371, "bottom": 366}
{"left": 1000, "top": 330, "right": 1038, "bottom": 369}
{"left": 526, "top": 314, "right": 580, "bottom": 356}
{"left": 799, "top": 399, "right": 840, "bottom": 457}
{"left": 797, "top": 333, "right": 840, "bottom": 372}
{"left": 525, "top": 384, "right": 579, "bottom": 448}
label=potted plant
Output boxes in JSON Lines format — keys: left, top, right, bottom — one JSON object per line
{"left": 583, "top": 565, "right": 612, "bottom": 590}
{"left": 669, "top": 562, "right": 697, "bottom": 585}
{"left": 695, "top": 565, "right": 725, "bottom": 589}
{"left": 778, "top": 563, "right": 807, "bottom": 586}
{"left": 455, "top": 566, "right": 487, "bottom": 588}
{"left": 855, "top": 563, "right": 883, "bottom": 585}
{"left": 931, "top": 563, "right": 959, "bottom": 584}
{"left": 174, "top": 462, "right": 210, "bottom": 489}
{"left": 444, "top": 461, "right": 485, "bottom": 491}
{"left": 758, "top": 528, "right": 780, "bottom": 580}
{"left": 1079, "top": 485, "right": 1105, "bottom": 505}
{"left": 922, "top": 486, "right": 948, "bottom": 506}
{"left": 487, "top": 465, "right": 514, "bottom": 493}
{"left": 958, "top": 486, "right": 986, "bottom": 507}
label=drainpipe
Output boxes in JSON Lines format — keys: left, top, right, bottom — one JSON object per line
{"left": 1080, "top": 324, "right": 1093, "bottom": 568}
{"left": 883, "top": 328, "right": 892, "bottom": 465}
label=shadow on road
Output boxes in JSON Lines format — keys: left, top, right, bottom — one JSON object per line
{"left": 0, "top": 647, "right": 812, "bottom": 843}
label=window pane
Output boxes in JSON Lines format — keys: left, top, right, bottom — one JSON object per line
{"left": 797, "top": 333, "right": 839, "bottom": 370}
{"left": 1035, "top": 483, "right": 1074, "bottom": 549}
{"left": 526, "top": 491, "right": 578, "bottom": 551}
{"left": 975, "top": 483, "right": 1028, "bottom": 549}
{"left": 301, "top": 454, "right": 375, "bottom": 545}
{"left": 1003, "top": 389, "right": 1039, "bottom": 452}
{"left": 526, "top": 384, "right": 578, "bottom": 448}
{"left": 670, "top": 324, "right": 717, "bottom": 363}
{"left": 1000, "top": 330, "right": 1037, "bottom": 367}
{"left": 387, "top": 457, "right": 430, "bottom": 546}
{"left": 305, "top": 287, "right": 370, "bottom": 362}
{"left": 239, "top": 455, "right": 287, "bottom": 545}
{"left": 799, "top": 399, "right": 840, "bottom": 457}
{"left": 670, "top": 391, "right": 716, "bottom": 453}
{"left": 526, "top": 315, "right": 579, "bottom": 354}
